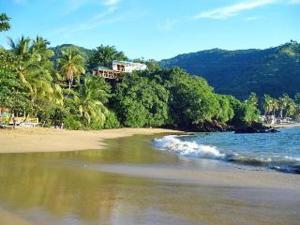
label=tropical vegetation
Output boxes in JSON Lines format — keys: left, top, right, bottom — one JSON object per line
{"left": 263, "top": 94, "right": 300, "bottom": 120}
{"left": 0, "top": 13, "right": 10, "bottom": 32}
{"left": 1, "top": 13, "right": 299, "bottom": 131}
{"left": 161, "top": 41, "right": 300, "bottom": 99}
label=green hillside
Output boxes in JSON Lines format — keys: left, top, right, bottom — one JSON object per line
{"left": 51, "top": 44, "right": 93, "bottom": 66}
{"left": 161, "top": 41, "right": 300, "bottom": 99}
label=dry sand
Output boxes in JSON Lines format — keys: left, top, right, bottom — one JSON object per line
{"left": 0, "top": 127, "right": 181, "bottom": 153}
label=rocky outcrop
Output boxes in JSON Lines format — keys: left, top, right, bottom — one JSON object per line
{"left": 169, "top": 121, "right": 279, "bottom": 134}
{"left": 234, "top": 122, "right": 279, "bottom": 134}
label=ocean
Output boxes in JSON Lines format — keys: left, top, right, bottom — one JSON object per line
{"left": 154, "top": 127, "right": 300, "bottom": 174}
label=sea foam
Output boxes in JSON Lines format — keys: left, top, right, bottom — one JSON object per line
{"left": 153, "top": 134, "right": 300, "bottom": 174}
{"left": 153, "top": 135, "right": 225, "bottom": 159}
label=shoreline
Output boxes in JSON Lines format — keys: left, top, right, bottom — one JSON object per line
{"left": 89, "top": 134, "right": 300, "bottom": 190}
{"left": 1, "top": 127, "right": 299, "bottom": 189}
{"left": 0, "top": 127, "right": 182, "bottom": 153}
{"left": 0, "top": 128, "right": 300, "bottom": 225}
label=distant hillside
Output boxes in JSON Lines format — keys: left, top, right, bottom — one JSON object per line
{"left": 51, "top": 44, "right": 93, "bottom": 66}
{"left": 161, "top": 41, "right": 300, "bottom": 99}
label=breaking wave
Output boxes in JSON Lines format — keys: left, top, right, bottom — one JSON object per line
{"left": 153, "top": 135, "right": 300, "bottom": 174}
{"left": 153, "top": 135, "right": 225, "bottom": 159}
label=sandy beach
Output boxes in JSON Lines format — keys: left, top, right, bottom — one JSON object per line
{"left": 0, "top": 127, "right": 182, "bottom": 153}
{"left": 0, "top": 128, "right": 299, "bottom": 225}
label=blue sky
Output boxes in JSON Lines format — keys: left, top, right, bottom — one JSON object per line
{"left": 1, "top": 0, "right": 299, "bottom": 60}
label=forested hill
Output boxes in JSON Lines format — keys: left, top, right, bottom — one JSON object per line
{"left": 160, "top": 41, "right": 300, "bottom": 99}
{"left": 51, "top": 44, "right": 93, "bottom": 63}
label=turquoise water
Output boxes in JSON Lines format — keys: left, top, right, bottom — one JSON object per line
{"left": 154, "top": 128, "right": 300, "bottom": 174}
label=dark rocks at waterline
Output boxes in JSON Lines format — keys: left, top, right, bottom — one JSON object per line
{"left": 167, "top": 121, "right": 279, "bottom": 133}
{"left": 234, "top": 122, "right": 279, "bottom": 134}
{"left": 176, "top": 120, "right": 234, "bottom": 132}
{"left": 201, "top": 120, "right": 234, "bottom": 132}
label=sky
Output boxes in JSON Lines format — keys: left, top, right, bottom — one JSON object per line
{"left": 1, "top": 0, "right": 300, "bottom": 60}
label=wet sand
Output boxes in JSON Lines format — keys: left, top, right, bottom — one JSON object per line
{"left": 91, "top": 163, "right": 300, "bottom": 190}
{"left": 0, "top": 127, "right": 181, "bottom": 153}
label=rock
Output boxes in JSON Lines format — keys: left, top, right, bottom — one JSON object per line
{"left": 234, "top": 122, "right": 279, "bottom": 134}
{"left": 194, "top": 120, "right": 234, "bottom": 132}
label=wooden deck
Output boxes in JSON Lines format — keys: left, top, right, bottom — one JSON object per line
{"left": 93, "top": 69, "right": 123, "bottom": 80}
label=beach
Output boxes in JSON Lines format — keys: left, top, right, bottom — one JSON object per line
{"left": 0, "top": 127, "right": 181, "bottom": 153}
{"left": 0, "top": 128, "right": 299, "bottom": 225}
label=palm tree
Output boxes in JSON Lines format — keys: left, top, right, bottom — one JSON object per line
{"left": 286, "top": 102, "right": 297, "bottom": 118}
{"left": 246, "top": 92, "right": 258, "bottom": 107}
{"left": 58, "top": 48, "right": 85, "bottom": 89}
{"left": 263, "top": 95, "right": 273, "bottom": 116}
{"left": 32, "top": 36, "right": 54, "bottom": 63}
{"left": 271, "top": 98, "right": 279, "bottom": 116}
{"left": 88, "top": 45, "right": 128, "bottom": 69}
{"left": 75, "top": 76, "right": 109, "bottom": 127}
{"left": 264, "top": 94, "right": 281, "bottom": 116}
{"left": 8, "top": 37, "right": 63, "bottom": 113}
{"left": 0, "top": 13, "right": 10, "bottom": 32}
{"left": 278, "top": 94, "right": 289, "bottom": 118}
{"left": 283, "top": 95, "right": 297, "bottom": 118}
{"left": 8, "top": 36, "right": 31, "bottom": 61}
{"left": 32, "top": 36, "right": 50, "bottom": 50}
{"left": 8, "top": 36, "right": 36, "bottom": 93}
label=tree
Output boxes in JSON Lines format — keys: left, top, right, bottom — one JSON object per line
{"left": 113, "top": 72, "right": 169, "bottom": 127}
{"left": 8, "top": 36, "right": 63, "bottom": 117}
{"left": 294, "top": 93, "right": 300, "bottom": 105}
{"left": 0, "top": 13, "right": 10, "bottom": 32}
{"left": 263, "top": 95, "right": 279, "bottom": 116}
{"left": 123, "top": 67, "right": 257, "bottom": 130}
{"left": 263, "top": 95, "right": 272, "bottom": 116}
{"left": 88, "top": 45, "right": 128, "bottom": 70}
{"left": 0, "top": 49, "right": 30, "bottom": 114}
{"left": 278, "top": 94, "right": 290, "bottom": 118}
{"left": 282, "top": 94, "right": 297, "bottom": 118}
{"left": 160, "top": 41, "right": 300, "bottom": 100}
{"left": 164, "top": 68, "right": 220, "bottom": 129}
{"left": 246, "top": 92, "right": 258, "bottom": 107}
{"left": 8, "top": 36, "right": 31, "bottom": 61}
{"left": 32, "top": 36, "right": 54, "bottom": 67}
{"left": 65, "top": 76, "right": 110, "bottom": 129}
{"left": 264, "top": 94, "right": 298, "bottom": 119}
{"left": 104, "top": 111, "right": 120, "bottom": 129}
{"left": 216, "top": 95, "right": 235, "bottom": 123}
{"left": 229, "top": 95, "right": 260, "bottom": 125}
{"left": 243, "top": 96, "right": 260, "bottom": 123}
{"left": 58, "top": 47, "right": 85, "bottom": 89}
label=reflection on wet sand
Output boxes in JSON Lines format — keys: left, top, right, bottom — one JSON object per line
{"left": 0, "top": 135, "right": 299, "bottom": 225}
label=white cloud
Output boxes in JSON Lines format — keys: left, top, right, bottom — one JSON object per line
{"left": 54, "top": 0, "right": 125, "bottom": 35}
{"left": 55, "top": 7, "right": 118, "bottom": 34}
{"left": 194, "top": 0, "right": 278, "bottom": 20}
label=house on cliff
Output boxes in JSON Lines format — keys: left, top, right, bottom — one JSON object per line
{"left": 93, "top": 60, "right": 147, "bottom": 80}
